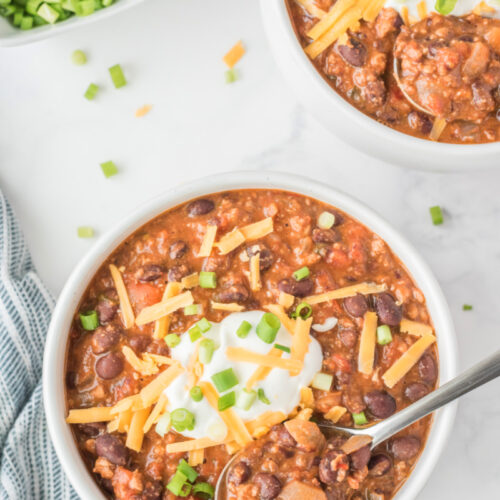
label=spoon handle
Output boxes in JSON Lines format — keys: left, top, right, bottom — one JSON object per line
{"left": 371, "top": 349, "right": 500, "bottom": 447}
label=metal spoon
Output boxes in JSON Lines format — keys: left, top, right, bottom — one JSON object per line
{"left": 215, "top": 349, "right": 500, "bottom": 499}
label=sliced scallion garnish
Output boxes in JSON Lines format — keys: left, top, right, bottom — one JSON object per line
{"left": 236, "top": 388, "right": 257, "bottom": 411}
{"left": 236, "top": 320, "right": 252, "bottom": 338}
{"left": 256, "top": 312, "right": 281, "bottom": 344}
{"left": 293, "top": 266, "right": 310, "bottom": 281}
{"left": 108, "top": 64, "right": 127, "bottom": 89}
{"left": 218, "top": 391, "right": 236, "bottom": 411}
{"left": 199, "top": 271, "right": 217, "bottom": 289}
{"left": 170, "top": 408, "right": 195, "bottom": 432}
{"left": 199, "top": 338, "right": 215, "bottom": 364}
{"left": 376, "top": 325, "right": 393, "bottom": 345}
{"left": 257, "top": 388, "right": 270, "bottom": 405}
{"left": 79, "top": 310, "right": 99, "bottom": 330}
{"left": 211, "top": 368, "right": 238, "bottom": 392}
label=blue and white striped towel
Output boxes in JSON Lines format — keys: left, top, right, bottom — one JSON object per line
{"left": 0, "top": 190, "right": 78, "bottom": 500}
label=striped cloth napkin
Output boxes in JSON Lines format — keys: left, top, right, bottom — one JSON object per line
{"left": 0, "top": 191, "right": 78, "bottom": 499}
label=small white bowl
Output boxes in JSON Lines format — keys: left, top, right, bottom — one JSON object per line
{"left": 0, "top": 0, "right": 142, "bottom": 47}
{"left": 260, "top": 0, "right": 500, "bottom": 171}
{"left": 43, "top": 171, "right": 458, "bottom": 500}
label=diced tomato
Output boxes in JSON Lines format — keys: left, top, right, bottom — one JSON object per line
{"left": 326, "top": 248, "right": 350, "bottom": 269}
{"left": 328, "top": 353, "right": 352, "bottom": 373}
{"left": 127, "top": 282, "right": 163, "bottom": 312}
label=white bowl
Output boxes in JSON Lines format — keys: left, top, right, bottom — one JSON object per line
{"left": 43, "top": 171, "right": 458, "bottom": 500}
{"left": 260, "top": 0, "right": 500, "bottom": 171}
{"left": 0, "top": 0, "right": 142, "bottom": 47}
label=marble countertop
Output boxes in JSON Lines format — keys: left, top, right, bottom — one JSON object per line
{"left": 1, "top": 0, "right": 499, "bottom": 497}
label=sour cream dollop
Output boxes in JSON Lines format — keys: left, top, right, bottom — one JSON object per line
{"left": 163, "top": 310, "right": 323, "bottom": 440}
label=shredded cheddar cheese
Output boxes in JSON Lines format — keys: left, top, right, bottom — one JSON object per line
{"left": 325, "top": 405, "right": 347, "bottom": 423}
{"left": 211, "top": 301, "right": 245, "bottom": 312}
{"left": 216, "top": 229, "right": 246, "bottom": 255}
{"left": 153, "top": 282, "right": 183, "bottom": 339}
{"left": 278, "top": 291, "right": 295, "bottom": 309}
{"left": 226, "top": 346, "right": 303, "bottom": 372}
{"left": 109, "top": 264, "right": 135, "bottom": 329}
{"left": 358, "top": 311, "right": 378, "bottom": 375}
{"left": 250, "top": 254, "right": 261, "bottom": 292}
{"left": 290, "top": 317, "right": 313, "bottom": 375}
{"left": 245, "top": 347, "right": 283, "bottom": 390}
{"left": 125, "top": 407, "right": 151, "bottom": 452}
{"left": 181, "top": 272, "right": 199, "bottom": 289}
{"left": 305, "top": 282, "right": 387, "bottom": 305}
{"left": 264, "top": 304, "right": 296, "bottom": 334}
{"left": 135, "top": 104, "right": 152, "bottom": 117}
{"left": 198, "top": 225, "right": 218, "bottom": 258}
{"left": 135, "top": 291, "right": 194, "bottom": 326}
{"left": 400, "top": 319, "right": 433, "bottom": 337}
{"left": 66, "top": 407, "right": 114, "bottom": 424}
{"left": 223, "top": 41, "right": 245, "bottom": 68}
{"left": 240, "top": 217, "right": 274, "bottom": 241}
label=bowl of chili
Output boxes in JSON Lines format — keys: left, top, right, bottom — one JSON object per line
{"left": 43, "top": 171, "right": 458, "bottom": 499}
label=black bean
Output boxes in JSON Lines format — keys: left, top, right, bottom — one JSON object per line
{"left": 216, "top": 284, "right": 249, "bottom": 303}
{"left": 95, "top": 299, "right": 118, "bottom": 324}
{"left": 368, "top": 454, "right": 392, "bottom": 476}
{"left": 187, "top": 198, "right": 215, "bottom": 217}
{"left": 350, "top": 445, "right": 371, "bottom": 470}
{"left": 391, "top": 436, "right": 421, "bottom": 461}
{"left": 95, "top": 434, "right": 128, "bottom": 466}
{"left": 254, "top": 473, "right": 282, "bottom": 500}
{"left": 319, "top": 450, "right": 348, "bottom": 485}
{"left": 312, "top": 228, "right": 340, "bottom": 244}
{"left": 228, "top": 461, "right": 251, "bottom": 486}
{"left": 168, "top": 264, "right": 190, "bottom": 283}
{"left": 338, "top": 38, "right": 367, "bottom": 67}
{"left": 129, "top": 334, "right": 151, "bottom": 354}
{"left": 375, "top": 293, "right": 402, "bottom": 326}
{"left": 278, "top": 278, "right": 313, "bottom": 298}
{"left": 404, "top": 382, "right": 429, "bottom": 402}
{"left": 136, "top": 264, "right": 165, "bottom": 282}
{"left": 338, "top": 328, "right": 358, "bottom": 349}
{"left": 364, "top": 390, "right": 396, "bottom": 419}
{"left": 91, "top": 325, "right": 121, "bottom": 355}
{"left": 169, "top": 240, "right": 188, "bottom": 260}
{"left": 269, "top": 424, "right": 296, "bottom": 448}
{"left": 418, "top": 354, "right": 437, "bottom": 384}
{"left": 246, "top": 246, "right": 274, "bottom": 271}
{"left": 343, "top": 294, "right": 368, "bottom": 318}
{"left": 95, "top": 352, "right": 123, "bottom": 379}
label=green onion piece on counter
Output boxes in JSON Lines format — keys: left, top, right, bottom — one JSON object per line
{"left": 236, "top": 320, "right": 252, "bottom": 338}
{"left": 463, "top": 304, "right": 473, "bottom": 311}
{"left": 165, "top": 333, "right": 181, "bottom": 348}
{"left": 155, "top": 412, "right": 171, "bottom": 437}
{"left": 257, "top": 388, "right": 270, "bottom": 405}
{"left": 293, "top": 266, "right": 310, "bottom": 281}
{"left": 199, "top": 271, "right": 217, "bottom": 289}
{"left": 100, "top": 161, "right": 118, "bottom": 178}
{"left": 189, "top": 325, "right": 202, "bottom": 342}
{"left": 108, "top": 64, "right": 127, "bottom": 88}
{"left": 312, "top": 372, "right": 333, "bottom": 391}
{"left": 292, "top": 302, "right": 312, "bottom": 319}
{"left": 196, "top": 317, "right": 211, "bottom": 332}
{"left": 376, "top": 325, "right": 393, "bottom": 345}
{"left": 274, "top": 343, "right": 290, "bottom": 353}
{"left": 212, "top": 368, "right": 238, "bottom": 392}
{"left": 20, "top": 16, "right": 34, "bottom": 30}
{"left": 77, "top": 226, "right": 94, "bottom": 238}
{"left": 177, "top": 459, "right": 199, "bottom": 483}
{"left": 225, "top": 68, "right": 238, "bottom": 84}
{"left": 352, "top": 411, "right": 368, "bottom": 426}
{"left": 71, "top": 49, "right": 87, "bottom": 65}
{"left": 435, "top": 0, "right": 457, "bottom": 15}
{"left": 184, "top": 304, "right": 199, "bottom": 316}
{"left": 429, "top": 206, "right": 443, "bottom": 225}
{"left": 79, "top": 310, "right": 99, "bottom": 330}
{"left": 236, "top": 388, "right": 257, "bottom": 411}
{"left": 256, "top": 312, "right": 281, "bottom": 344}
{"left": 190, "top": 385, "right": 203, "bottom": 402}
{"left": 199, "top": 338, "right": 215, "bottom": 364}
{"left": 317, "top": 211, "right": 335, "bottom": 229}
{"left": 84, "top": 83, "right": 99, "bottom": 100}
{"left": 37, "top": 3, "right": 59, "bottom": 23}
{"left": 218, "top": 391, "right": 236, "bottom": 411}
{"left": 192, "top": 482, "right": 215, "bottom": 499}
{"left": 170, "top": 408, "right": 195, "bottom": 432}
{"left": 166, "top": 470, "right": 191, "bottom": 497}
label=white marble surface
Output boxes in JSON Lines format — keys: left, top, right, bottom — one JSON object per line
{"left": 0, "top": 0, "right": 499, "bottom": 498}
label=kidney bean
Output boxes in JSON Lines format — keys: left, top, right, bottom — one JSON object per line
{"left": 228, "top": 461, "right": 251, "bottom": 486}
{"left": 338, "top": 328, "right": 358, "bottom": 349}
{"left": 312, "top": 228, "right": 340, "bottom": 244}
{"left": 254, "top": 473, "right": 282, "bottom": 500}
{"left": 343, "top": 294, "right": 368, "bottom": 318}
{"left": 136, "top": 264, "right": 165, "bottom": 282}
{"left": 269, "top": 424, "right": 297, "bottom": 448}
{"left": 91, "top": 325, "right": 121, "bottom": 355}
{"left": 129, "top": 334, "right": 151, "bottom": 354}
{"left": 186, "top": 199, "right": 214, "bottom": 217}
{"left": 278, "top": 278, "right": 313, "bottom": 297}
{"left": 95, "top": 352, "right": 123, "bottom": 380}
{"left": 364, "top": 390, "right": 396, "bottom": 419}
{"left": 169, "top": 240, "right": 188, "bottom": 260}
{"left": 368, "top": 454, "right": 392, "bottom": 476}
{"left": 350, "top": 445, "right": 371, "bottom": 470}
{"left": 95, "top": 434, "right": 128, "bottom": 466}
{"left": 404, "top": 382, "right": 429, "bottom": 402}
{"left": 319, "top": 449, "right": 348, "bottom": 485}
{"left": 338, "top": 38, "right": 367, "bottom": 67}
{"left": 391, "top": 436, "right": 421, "bottom": 461}
{"left": 167, "top": 264, "right": 190, "bottom": 283}
{"left": 216, "top": 284, "right": 249, "bottom": 303}
{"left": 418, "top": 353, "right": 437, "bottom": 384}
{"left": 375, "top": 293, "right": 402, "bottom": 326}
{"left": 95, "top": 299, "right": 118, "bottom": 324}
{"left": 78, "top": 422, "right": 105, "bottom": 437}
{"left": 246, "top": 246, "right": 274, "bottom": 271}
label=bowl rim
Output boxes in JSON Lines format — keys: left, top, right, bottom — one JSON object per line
{"left": 263, "top": 0, "right": 500, "bottom": 157}
{"left": 43, "top": 170, "right": 458, "bottom": 500}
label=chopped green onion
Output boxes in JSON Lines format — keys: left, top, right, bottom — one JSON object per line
{"left": 199, "top": 271, "right": 217, "bottom": 289}
{"left": 317, "top": 211, "right": 335, "bottom": 229}
{"left": 352, "top": 411, "right": 368, "bottom": 426}
{"left": 211, "top": 368, "right": 238, "bottom": 393}
{"left": 274, "top": 343, "right": 290, "bottom": 353}
{"left": 192, "top": 482, "right": 215, "bottom": 499}
{"left": 166, "top": 470, "right": 191, "bottom": 497}
{"left": 312, "top": 372, "right": 333, "bottom": 391}
{"left": 463, "top": 304, "right": 473, "bottom": 311}
{"left": 79, "top": 310, "right": 99, "bottom": 330}
{"left": 236, "top": 388, "right": 257, "bottom": 411}
{"left": 100, "top": 161, "right": 118, "bottom": 178}
{"left": 218, "top": 391, "right": 236, "bottom": 411}
{"left": 84, "top": 83, "right": 99, "bottom": 100}
{"left": 26, "top": 0, "right": 42, "bottom": 16}
{"left": 293, "top": 266, "right": 310, "bottom": 281}
{"left": 108, "top": 64, "right": 127, "bottom": 88}
{"left": 196, "top": 317, "right": 211, "bottom": 333}
{"left": 20, "top": 16, "right": 33, "bottom": 30}
{"left": 13, "top": 12, "right": 24, "bottom": 27}
{"left": 71, "top": 49, "right": 87, "bottom": 65}
{"left": 376, "top": 325, "right": 393, "bottom": 345}
{"left": 77, "top": 226, "right": 94, "bottom": 238}
{"left": 75, "top": 0, "right": 94, "bottom": 16}
{"left": 256, "top": 312, "right": 281, "bottom": 344}
{"left": 184, "top": 304, "right": 199, "bottom": 316}
{"left": 257, "top": 388, "right": 271, "bottom": 405}
{"left": 155, "top": 412, "right": 171, "bottom": 437}
{"left": 37, "top": 2, "right": 58, "bottom": 23}
{"left": 189, "top": 325, "right": 202, "bottom": 342}
{"left": 225, "top": 68, "right": 238, "bottom": 84}
{"left": 291, "top": 302, "right": 312, "bottom": 319}
{"left": 165, "top": 333, "right": 181, "bottom": 348}
{"left": 177, "top": 459, "right": 199, "bottom": 483}
{"left": 429, "top": 206, "right": 443, "bottom": 225}
{"left": 435, "top": 0, "right": 457, "bottom": 15}
{"left": 236, "top": 320, "right": 252, "bottom": 338}
{"left": 170, "top": 408, "right": 195, "bottom": 432}
{"left": 199, "top": 338, "right": 215, "bottom": 364}
{"left": 190, "top": 385, "right": 203, "bottom": 402}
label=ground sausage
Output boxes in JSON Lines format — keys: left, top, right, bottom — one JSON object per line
{"left": 91, "top": 325, "right": 121, "bottom": 354}
{"left": 338, "top": 328, "right": 358, "bottom": 349}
